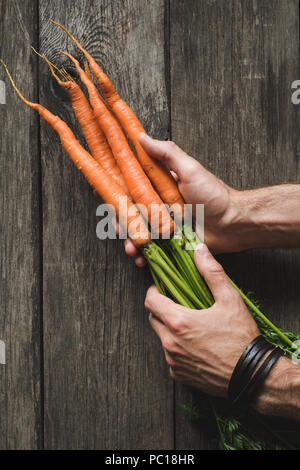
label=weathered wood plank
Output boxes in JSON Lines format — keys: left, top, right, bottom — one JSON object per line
{"left": 171, "top": 0, "right": 300, "bottom": 449}
{"left": 0, "top": 0, "right": 42, "bottom": 449}
{"left": 39, "top": 0, "right": 173, "bottom": 449}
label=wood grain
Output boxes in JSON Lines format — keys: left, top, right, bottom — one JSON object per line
{"left": 1, "top": 0, "right": 300, "bottom": 450}
{"left": 39, "top": 0, "right": 173, "bottom": 449}
{"left": 0, "top": 0, "right": 42, "bottom": 449}
{"left": 170, "top": 0, "right": 300, "bottom": 449}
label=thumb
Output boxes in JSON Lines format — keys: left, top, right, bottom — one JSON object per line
{"left": 138, "top": 133, "right": 199, "bottom": 181}
{"left": 194, "top": 243, "right": 236, "bottom": 303}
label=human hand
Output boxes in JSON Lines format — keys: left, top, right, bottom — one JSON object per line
{"left": 125, "top": 133, "right": 240, "bottom": 266}
{"left": 145, "top": 243, "right": 259, "bottom": 397}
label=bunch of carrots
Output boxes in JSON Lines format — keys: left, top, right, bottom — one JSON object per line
{"left": 2, "top": 20, "right": 299, "bottom": 450}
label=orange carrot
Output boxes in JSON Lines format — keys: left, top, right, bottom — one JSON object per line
{"left": 1, "top": 60, "right": 150, "bottom": 247}
{"left": 62, "top": 52, "right": 174, "bottom": 238}
{"left": 42, "top": 55, "right": 130, "bottom": 195}
{"left": 49, "top": 19, "right": 185, "bottom": 217}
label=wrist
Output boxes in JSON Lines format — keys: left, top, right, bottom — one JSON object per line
{"left": 221, "top": 189, "right": 263, "bottom": 252}
{"left": 210, "top": 188, "right": 248, "bottom": 253}
{"left": 219, "top": 185, "right": 300, "bottom": 252}
{"left": 252, "top": 356, "right": 300, "bottom": 420}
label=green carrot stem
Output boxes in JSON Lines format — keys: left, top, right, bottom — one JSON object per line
{"left": 230, "top": 279, "right": 293, "bottom": 348}
{"left": 144, "top": 243, "right": 196, "bottom": 308}
{"left": 183, "top": 252, "right": 213, "bottom": 303}
{"left": 151, "top": 255, "right": 206, "bottom": 309}
{"left": 170, "top": 246, "right": 211, "bottom": 308}
{"left": 178, "top": 227, "right": 214, "bottom": 304}
{"left": 169, "top": 248, "right": 191, "bottom": 286}
{"left": 152, "top": 242, "right": 183, "bottom": 280}
{"left": 149, "top": 265, "right": 166, "bottom": 295}
{"left": 144, "top": 242, "right": 206, "bottom": 308}
{"left": 170, "top": 238, "right": 213, "bottom": 307}
{"left": 148, "top": 260, "right": 194, "bottom": 308}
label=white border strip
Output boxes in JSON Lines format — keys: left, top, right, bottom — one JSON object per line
{"left": 0, "top": 80, "right": 6, "bottom": 104}
{"left": 0, "top": 340, "right": 5, "bottom": 364}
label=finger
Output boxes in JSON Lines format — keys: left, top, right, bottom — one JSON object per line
{"left": 124, "top": 239, "right": 146, "bottom": 267}
{"left": 138, "top": 133, "right": 200, "bottom": 182}
{"left": 169, "top": 367, "right": 175, "bottom": 379}
{"left": 164, "top": 349, "right": 185, "bottom": 366}
{"left": 194, "top": 244, "right": 236, "bottom": 303}
{"left": 135, "top": 255, "right": 146, "bottom": 267}
{"left": 145, "top": 285, "right": 186, "bottom": 328}
{"left": 149, "top": 313, "right": 181, "bottom": 356}
{"left": 149, "top": 312, "right": 170, "bottom": 341}
{"left": 124, "top": 238, "right": 139, "bottom": 257}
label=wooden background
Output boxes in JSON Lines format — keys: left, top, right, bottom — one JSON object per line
{"left": 0, "top": 0, "right": 299, "bottom": 449}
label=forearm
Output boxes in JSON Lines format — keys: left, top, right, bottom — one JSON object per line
{"left": 225, "top": 185, "right": 300, "bottom": 251}
{"left": 253, "top": 356, "right": 300, "bottom": 421}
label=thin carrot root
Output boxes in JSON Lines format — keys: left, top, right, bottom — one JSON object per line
{"left": 50, "top": 19, "right": 117, "bottom": 102}
{"left": 42, "top": 54, "right": 74, "bottom": 89}
{"left": 31, "top": 47, "right": 69, "bottom": 83}
{"left": 60, "top": 65, "right": 74, "bottom": 82}
{"left": 1, "top": 59, "right": 40, "bottom": 111}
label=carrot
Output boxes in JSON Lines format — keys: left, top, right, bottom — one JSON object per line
{"left": 1, "top": 60, "right": 150, "bottom": 247}
{"left": 49, "top": 19, "right": 185, "bottom": 218}
{"left": 42, "top": 55, "right": 130, "bottom": 195}
{"left": 62, "top": 51, "right": 174, "bottom": 238}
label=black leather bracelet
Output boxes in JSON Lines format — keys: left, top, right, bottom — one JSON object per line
{"left": 228, "top": 335, "right": 263, "bottom": 400}
{"left": 245, "top": 346, "right": 284, "bottom": 404}
{"left": 228, "top": 337, "right": 283, "bottom": 409}
{"left": 228, "top": 335, "right": 271, "bottom": 403}
{"left": 230, "top": 340, "right": 274, "bottom": 404}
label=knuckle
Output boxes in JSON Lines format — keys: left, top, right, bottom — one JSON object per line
{"left": 144, "top": 287, "right": 156, "bottom": 310}
{"left": 185, "top": 159, "right": 200, "bottom": 177}
{"left": 144, "top": 296, "right": 151, "bottom": 310}
{"left": 162, "top": 336, "right": 176, "bottom": 353}
{"left": 166, "top": 140, "right": 177, "bottom": 151}
{"left": 208, "top": 261, "right": 224, "bottom": 275}
{"left": 170, "top": 318, "right": 186, "bottom": 334}
{"left": 169, "top": 315, "right": 185, "bottom": 333}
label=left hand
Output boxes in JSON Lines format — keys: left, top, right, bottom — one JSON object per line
{"left": 145, "top": 244, "right": 259, "bottom": 396}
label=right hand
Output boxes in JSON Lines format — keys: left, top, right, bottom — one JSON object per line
{"left": 145, "top": 243, "right": 260, "bottom": 396}
{"left": 125, "top": 133, "right": 239, "bottom": 265}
